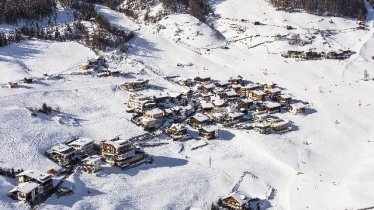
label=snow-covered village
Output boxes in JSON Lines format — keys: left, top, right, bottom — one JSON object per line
{"left": 1, "top": 0, "right": 374, "bottom": 210}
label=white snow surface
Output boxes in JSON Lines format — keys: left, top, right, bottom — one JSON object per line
{"left": 1, "top": 1, "right": 374, "bottom": 210}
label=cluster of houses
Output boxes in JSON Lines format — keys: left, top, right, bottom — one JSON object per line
{"left": 46, "top": 137, "right": 150, "bottom": 171}
{"left": 79, "top": 56, "right": 123, "bottom": 78}
{"left": 122, "top": 75, "right": 308, "bottom": 139}
{"left": 282, "top": 50, "right": 354, "bottom": 60}
{"left": 8, "top": 136, "right": 151, "bottom": 204}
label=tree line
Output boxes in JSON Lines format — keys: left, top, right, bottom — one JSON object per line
{"left": 0, "top": 0, "right": 56, "bottom": 24}
{"left": 269, "top": 0, "right": 367, "bottom": 20}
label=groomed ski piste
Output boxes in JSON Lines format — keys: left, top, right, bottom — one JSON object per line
{"left": 1, "top": 0, "right": 374, "bottom": 209}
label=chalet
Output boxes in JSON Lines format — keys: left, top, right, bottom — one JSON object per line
{"left": 263, "top": 101, "right": 282, "bottom": 113}
{"left": 212, "top": 87, "right": 226, "bottom": 98}
{"left": 250, "top": 90, "right": 266, "bottom": 101}
{"left": 265, "top": 88, "right": 281, "bottom": 98}
{"left": 214, "top": 81, "right": 231, "bottom": 88}
{"left": 9, "top": 182, "right": 40, "bottom": 203}
{"left": 194, "top": 76, "right": 211, "bottom": 83}
{"left": 231, "top": 84, "right": 243, "bottom": 93}
{"left": 237, "top": 99, "right": 254, "bottom": 110}
{"left": 219, "top": 192, "right": 251, "bottom": 210}
{"left": 153, "top": 93, "right": 173, "bottom": 105}
{"left": 100, "top": 139, "right": 145, "bottom": 167}
{"left": 225, "top": 112, "right": 245, "bottom": 124}
{"left": 240, "top": 84, "right": 261, "bottom": 97}
{"left": 210, "top": 112, "right": 226, "bottom": 123}
{"left": 212, "top": 99, "right": 228, "bottom": 108}
{"left": 127, "top": 95, "right": 155, "bottom": 113}
{"left": 223, "top": 90, "right": 241, "bottom": 101}
{"left": 167, "top": 124, "right": 188, "bottom": 139}
{"left": 95, "top": 72, "right": 110, "bottom": 78}
{"left": 46, "top": 144, "right": 77, "bottom": 165}
{"left": 189, "top": 113, "right": 210, "bottom": 128}
{"left": 7, "top": 82, "right": 18, "bottom": 89}
{"left": 9, "top": 170, "right": 54, "bottom": 202}
{"left": 289, "top": 103, "right": 306, "bottom": 115}
{"left": 178, "top": 78, "right": 195, "bottom": 87}
{"left": 108, "top": 70, "right": 120, "bottom": 77}
{"left": 163, "top": 108, "right": 174, "bottom": 117}
{"left": 68, "top": 138, "right": 95, "bottom": 158}
{"left": 271, "top": 120, "right": 289, "bottom": 132}
{"left": 144, "top": 108, "right": 164, "bottom": 119}
{"left": 121, "top": 79, "right": 149, "bottom": 91}
{"left": 199, "top": 125, "right": 219, "bottom": 140}
{"left": 277, "top": 94, "right": 292, "bottom": 105}
{"left": 198, "top": 84, "right": 215, "bottom": 94}
{"left": 142, "top": 108, "right": 165, "bottom": 130}
{"left": 23, "top": 78, "right": 33, "bottom": 84}
{"left": 82, "top": 155, "right": 102, "bottom": 173}
{"left": 201, "top": 102, "right": 214, "bottom": 113}
{"left": 254, "top": 123, "right": 272, "bottom": 134}
{"left": 47, "top": 166, "right": 63, "bottom": 176}
{"left": 199, "top": 93, "right": 213, "bottom": 102}
{"left": 229, "top": 75, "right": 244, "bottom": 85}
{"left": 259, "top": 82, "right": 276, "bottom": 89}
{"left": 253, "top": 111, "right": 269, "bottom": 122}
{"left": 17, "top": 170, "right": 52, "bottom": 190}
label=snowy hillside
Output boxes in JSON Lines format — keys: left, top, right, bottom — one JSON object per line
{"left": 1, "top": 0, "right": 374, "bottom": 210}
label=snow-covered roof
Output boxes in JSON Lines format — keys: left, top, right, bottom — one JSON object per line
{"left": 229, "top": 75, "right": 243, "bottom": 80}
{"left": 290, "top": 103, "right": 306, "bottom": 110}
{"left": 215, "top": 81, "right": 230, "bottom": 86}
{"left": 204, "top": 84, "right": 215, "bottom": 89}
{"left": 17, "top": 170, "right": 51, "bottom": 182}
{"left": 201, "top": 125, "right": 219, "bottom": 132}
{"left": 264, "top": 101, "right": 282, "bottom": 108}
{"left": 254, "top": 123, "right": 270, "bottom": 128}
{"left": 170, "top": 124, "right": 187, "bottom": 130}
{"left": 83, "top": 155, "right": 102, "bottom": 164}
{"left": 242, "top": 84, "right": 260, "bottom": 89}
{"left": 192, "top": 113, "right": 209, "bottom": 122}
{"left": 279, "top": 94, "right": 292, "bottom": 99}
{"left": 225, "top": 90, "right": 240, "bottom": 97}
{"left": 50, "top": 144, "right": 74, "bottom": 154}
{"left": 103, "top": 138, "right": 131, "bottom": 149}
{"left": 228, "top": 112, "right": 244, "bottom": 119}
{"left": 272, "top": 120, "right": 289, "bottom": 127}
{"left": 240, "top": 99, "right": 254, "bottom": 104}
{"left": 10, "top": 182, "right": 40, "bottom": 194}
{"left": 213, "top": 99, "right": 227, "bottom": 106}
{"left": 201, "top": 102, "right": 214, "bottom": 109}
{"left": 226, "top": 192, "right": 250, "bottom": 205}
{"left": 145, "top": 108, "right": 164, "bottom": 116}
{"left": 267, "top": 88, "right": 281, "bottom": 94}
{"left": 68, "top": 138, "right": 94, "bottom": 147}
{"left": 252, "top": 90, "right": 265, "bottom": 96}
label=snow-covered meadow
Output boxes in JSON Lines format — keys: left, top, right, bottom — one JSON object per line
{"left": 1, "top": 0, "right": 374, "bottom": 209}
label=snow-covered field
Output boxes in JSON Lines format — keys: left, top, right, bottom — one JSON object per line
{"left": 1, "top": 0, "right": 374, "bottom": 209}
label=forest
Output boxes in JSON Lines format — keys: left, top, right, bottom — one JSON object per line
{"left": 0, "top": 0, "right": 56, "bottom": 24}
{"left": 268, "top": 0, "right": 367, "bottom": 20}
